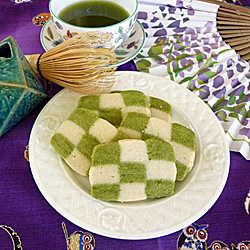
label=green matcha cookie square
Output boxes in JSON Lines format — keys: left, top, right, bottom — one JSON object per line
{"left": 119, "top": 162, "right": 147, "bottom": 183}
{"left": 77, "top": 95, "right": 100, "bottom": 110}
{"left": 121, "top": 90, "right": 149, "bottom": 107}
{"left": 146, "top": 139, "right": 175, "bottom": 162}
{"left": 175, "top": 161, "right": 190, "bottom": 181}
{"left": 112, "top": 131, "right": 129, "bottom": 141}
{"left": 77, "top": 134, "right": 99, "bottom": 159}
{"left": 171, "top": 123, "right": 196, "bottom": 150}
{"left": 148, "top": 96, "right": 172, "bottom": 122}
{"left": 98, "top": 108, "right": 122, "bottom": 126}
{"left": 141, "top": 133, "right": 162, "bottom": 141}
{"left": 120, "top": 112, "right": 149, "bottom": 132}
{"left": 146, "top": 179, "right": 175, "bottom": 198}
{"left": 92, "top": 142, "right": 121, "bottom": 166}
{"left": 149, "top": 96, "right": 172, "bottom": 115}
{"left": 51, "top": 133, "right": 75, "bottom": 159}
{"left": 91, "top": 183, "right": 120, "bottom": 201}
{"left": 68, "top": 108, "right": 99, "bottom": 132}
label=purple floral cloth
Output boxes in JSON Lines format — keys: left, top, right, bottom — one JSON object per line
{"left": 0, "top": 1, "right": 249, "bottom": 249}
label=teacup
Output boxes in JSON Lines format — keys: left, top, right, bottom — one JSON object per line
{"left": 49, "top": 0, "right": 138, "bottom": 49}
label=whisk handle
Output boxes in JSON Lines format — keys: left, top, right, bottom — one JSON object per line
{"left": 25, "top": 54, "right": 40, "bottom": 75}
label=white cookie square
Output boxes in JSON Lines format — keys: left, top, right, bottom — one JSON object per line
{"left": 145, "top": 117, "right": 171, "bottom": 142}
{"left": 118, "top": 183, "right": 147, "bottom": 202}
{"left": 119, "top": 139, "right": 148, "bottom": 163}
{"left": 100, "top": 93, "right": 125, "bottom": 108}
{"left": 89, "top": 118, "right": 117, "bottom": 143}
{"left": 146, "top": 160, "right": 177, "bottom": 181}
{"left": 65, "top": 148, "right": 91, "bottom": 176}
{"left": 89, "top": 165, "right": 120, "bottom": 185}
{"left": 57, "top": 120, "right": 86, "bottom": 145}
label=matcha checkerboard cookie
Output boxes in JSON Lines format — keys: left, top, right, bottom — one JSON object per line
{"left": 89, "top": 139, "right": 176, "bottom": 202}
{"left": 77, "top": 90, "right": 172, "bottom": 126}
{"left": 50, "top": 108, "right": 128, "bottom": 176}
{"left": 147, "top": 96, "right": 172, "bottom": 122}
{"left": 118, "top": 112, "right": 196, "bottom": 181}
{"left": 77, "top": 90, "right": 151, "bottom": 126}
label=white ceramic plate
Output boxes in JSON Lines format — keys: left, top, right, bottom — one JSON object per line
{"left": 29, "top": 71, "right": 230, "bottom": 240}
{"left": 40, "top": 18, "right": 146, "bottom": 67}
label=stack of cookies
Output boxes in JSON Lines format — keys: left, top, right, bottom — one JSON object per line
{"left": 51, "top": 90, "right": 196, "bottom": 202}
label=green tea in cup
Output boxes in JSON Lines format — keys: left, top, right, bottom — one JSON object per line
{"left": 50, "top": 0, "right": 138, "bottom": 48}
{"left": 58, "top": 1, "right": 130, "bottom": 28}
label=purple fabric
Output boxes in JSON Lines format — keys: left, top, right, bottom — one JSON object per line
{"left": 0, "top": 1, "right": 249, "bottom": 249}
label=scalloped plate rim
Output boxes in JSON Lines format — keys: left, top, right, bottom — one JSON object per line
{"left": 29, "top": 71, "right": 230, "bottom": 240}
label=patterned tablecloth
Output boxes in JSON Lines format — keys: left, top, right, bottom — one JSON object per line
{"left": 0, "top": 0, "right": 249, "bottom": 250}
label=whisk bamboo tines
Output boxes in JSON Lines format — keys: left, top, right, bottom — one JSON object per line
{"left": 197, "top": 0, "right": 250, "bottom": 62}
{"left": 25, "top": 32, "right": 118, "bottom": 95}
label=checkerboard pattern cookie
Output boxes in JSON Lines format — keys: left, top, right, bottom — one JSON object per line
{"left": 89, "top": 139, "right": 176, "bottom": 202}
{"left": 118, "top": 112, "right": 196, "bottom": 181}
{"left": 170, "top": 123, "right": 196, "bottom": 181}
{"left": 77, "top": 90, "right": 151, "bottom": 126}
{"left": 147, "top": 96, "right": 172, "bottom": 122}
{"left": 50, "top": 108, "right": 128, "bottom": 176}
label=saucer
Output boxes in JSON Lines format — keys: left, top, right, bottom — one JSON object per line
{"left": 40, "top": 18, "right": 146, "bottom": 67}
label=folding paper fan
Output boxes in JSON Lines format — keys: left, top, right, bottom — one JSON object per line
{"left": 134, "top": 0, "right": 250, "bottom": 160}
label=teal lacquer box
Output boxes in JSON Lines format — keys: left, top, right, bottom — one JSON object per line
{"left": 0, "top": 36, "right": 48, "bottom": 138}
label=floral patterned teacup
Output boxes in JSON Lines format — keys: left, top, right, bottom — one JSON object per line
{"left": 49, "top": 0, "right": 138, "bottom": 49}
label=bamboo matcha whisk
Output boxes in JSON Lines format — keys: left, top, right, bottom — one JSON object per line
{"left": 197, "top": 0, "right": 250, "bottom": 62}
{"left": 25, "top": 32, "right": 117, "bottom": 95}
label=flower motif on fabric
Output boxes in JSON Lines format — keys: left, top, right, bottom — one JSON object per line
{"left": 32, "top": 13, "right": 51, "bottom": 26}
